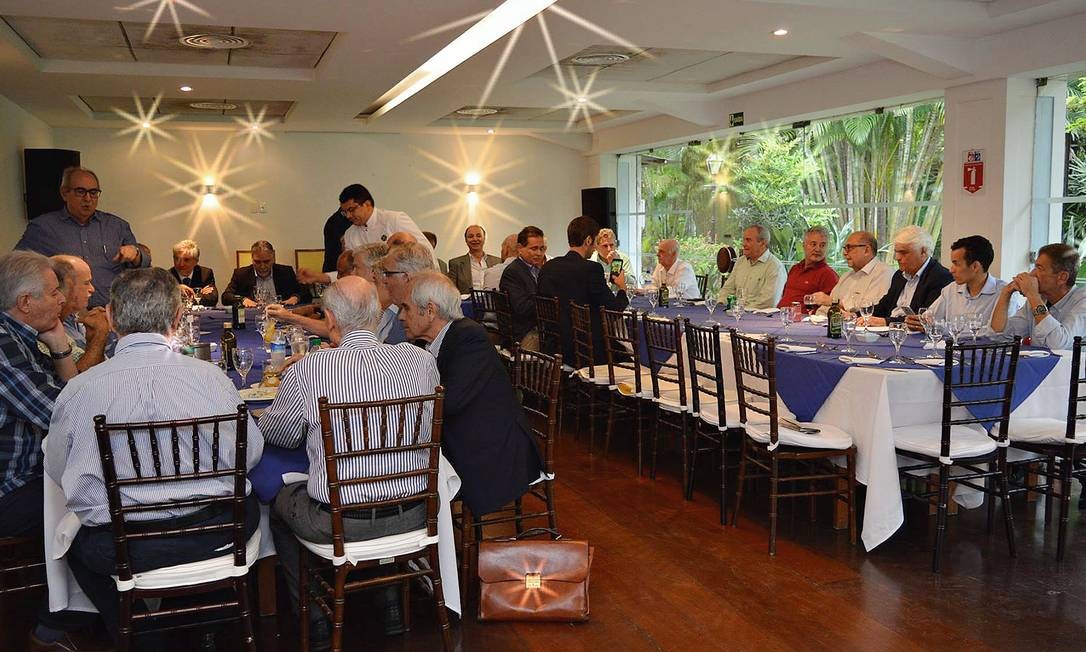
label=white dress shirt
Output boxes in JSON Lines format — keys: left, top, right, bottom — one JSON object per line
{"left": 894, "top": 257, "right": 932, "bottom": 317}
{"left": 927, "top": 274, "right": 1013, "bottom": 336}
{"left": 1004, "top": 285, "right": 1086, "bottom": 350}
{"left": 483, "top": 257, "right": 515, "bottom": 290}
{"left": 258, "top": 329, "right": 440, "bottom": 505}
{"left": 341, "top": 207, "right": 436, "bottom": 271}
{"left": 44, "top": 333, "right": 264, "bottom": 527}
{"left": 427, "top": 321, "right": 454, "bottom": 359}
{"left": 651, "top": 259, "right": 699, "bottom": 299}
{"left": 469, "top": 255, "right": 489, "bottom": 290}
{"left": 827, "top": 258, "right": 895, "bottom": 313}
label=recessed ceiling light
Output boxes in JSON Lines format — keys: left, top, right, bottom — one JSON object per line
{"left": 772, "top": 28, "right": 789, "bottom": 36}
{"left": 362, "top": 0, "right": 558, "bottom": 120}
{"left": 486, "top": 128, "right": 495, "bottom": 134}
{"left": 456, "top": 107, "right": 501, "bottom": 117}
{"left": 189, "top": 101, "right": 239, "bottom": 111}
{"left": 570, "top": 52, "right": 630, "bottom": 66}
{"left": 179, "top": 85, "right": 193, "bottom": 92}
{"left": 140, "top": 121, "right": 151, "bottom": 129}
{"left": 180, "top": 34, "right": 251, "bottom": 50}
{"left": 577, "top": 97, "right": 588, "bottom": 104}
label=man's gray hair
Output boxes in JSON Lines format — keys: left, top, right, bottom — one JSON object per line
{"left": 251, "top": 240, "right": 275, "bottom": 255}
{"left": 747, "top": 223, "right": 771, "bottom": 244}
{"left": 110, "top": 268, "right": 182, "bottom": 336}
{"left": 50, "top": 255, "right": 78, "bottom": 291}
{"left": 382, "top": 242, "right": 434, "bottom": 274}
{"left": 353, "top": 243, "right": 388, "bottom": 271}
{"left": 172, "top": 239, "right": 200, "bottom": 260}
{"left": 409, "top": 271, "right": 463, "bottom": 322}
{"left": 893, "top": 225, "right": 934, "bottom": 255}
{"left": 805, "top": 225, "right": 830, "bottom": 240}
{"left": 0, "top": 251, "right": 53, "bottom": 312}
{"left": 322, "top": 277, "right": 381, "bottom": 334}
{"left": 60, "top": 166, "right": 100, "bottom": 191}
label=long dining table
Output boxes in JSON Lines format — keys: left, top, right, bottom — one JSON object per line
{"left": 629, "top": 297, "right": 1070, "bottom": 551}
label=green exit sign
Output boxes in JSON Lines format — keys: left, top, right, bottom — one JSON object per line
{"left": 729, "top": 112, "right": 744, "bottom": 127}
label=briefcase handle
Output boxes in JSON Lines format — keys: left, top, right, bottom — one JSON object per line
{"left": 494, "top": 527, "right": 562, "bottom": 542}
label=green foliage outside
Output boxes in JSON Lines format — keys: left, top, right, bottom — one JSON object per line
{"left": 1064, "top": 78, "right": 1086, "bottom": 275}
{"left": 637, "top": 101, "right": 945, "bottom": 276}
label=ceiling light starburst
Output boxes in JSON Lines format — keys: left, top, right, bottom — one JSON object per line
{"left": 232, "top": 104, "right": 275, "bottom": 148}
{"left": 116, "top": 0, "right": 211, "bottom": 41}
{"left": 112, "top": 93, "right": 176, "bottom": 154}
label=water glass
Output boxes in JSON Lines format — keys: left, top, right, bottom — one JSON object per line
{"left": 966, "top": 312, "right": 985, "bottom": 342}
{"left": 647, "top": 289, "right": 659, "bottom": 316}
{"left": 730, "top": 300, "right": 744, "bottom": 328}
{"left": 777, "top": 305, "right": 794, "bottom": 342}
{"left": 704, "top": 293, "right": 718, "bottom": 325}
{"left": 948, "top": 315, "right": 967, "bottom": 345}
{"left": 233, "top": 348, "right": 254, "bottom": 388}
{"left": 859, "top": 299, "right": 874, "bottom": 330}
{"left": 887, "top": 323, "right": 908, "bottom": 363}
{"left": 841, "top": 318, "right": 857, "bottom": 354}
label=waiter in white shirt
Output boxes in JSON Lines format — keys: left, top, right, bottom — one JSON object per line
{"left": 298, "top": 184, "right": 434, "bottom": 284}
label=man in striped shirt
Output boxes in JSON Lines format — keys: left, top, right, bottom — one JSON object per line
{"left": 259, "top": 275, "right": 440, "bottom": 642}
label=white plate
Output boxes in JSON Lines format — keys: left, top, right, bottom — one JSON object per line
{"left": 1020, "top": 350, "right": 1051, "bottom": 358}
{"left": 778, "top": 344, "right": 816, "bottom": 354}
{"left": 460, "top": 294, "right": 472, "bottom": 301}
{"left": 839, "top": 355, "right": 882, "bottom": 365}
{"left": 239, "top": 387, "right": 277, "bottom": 401}
{"left": 807, "top": 314, "right": 828, "bottom": 324}
{"left": 859, "top": 325, "right": 889, "bottom": 333}
{"left": 915, "top": 357, "right": 958, "bottom": 367}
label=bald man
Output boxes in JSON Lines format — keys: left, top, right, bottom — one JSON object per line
{"left": 650, "top": 239, "right": 699, "bottom": 299}
{"left": 483, "top": 233, "right": 520, "bottom": 290}
{"left": 47, "top": 255, "right": 110, "bottom": 372}
{"left": 387, "top": 231, "right": 417, "bottom": 248}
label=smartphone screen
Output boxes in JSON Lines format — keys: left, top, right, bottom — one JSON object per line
{"left": 609, "top": 258, "right": 624, "bottom": 275}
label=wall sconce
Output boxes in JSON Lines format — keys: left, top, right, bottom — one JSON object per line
{"left": 464, "top": 171, "right": 481, "bottom": 205}
{"left": 706, "top": 153, "right": 724, "bottom": 176}
{"left": 202, "top": 178, "right": 220, "bottom": 209}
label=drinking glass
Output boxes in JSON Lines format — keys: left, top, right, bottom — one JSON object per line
{"left": 674, "top": 287, "right": 685, "bottom": 319}
{"left": 947, "top": 315, "right": 967, "bottom": 345}
{"left": 887, "top": 324, "right": 908, "bottom": 363}
{"left": 803, "top": 293, "right": 817, "bottom": 315}
{"left": 966, "top": 312, "right": 985, "bottom": 342}
{"left": 730, "top": 299, "right": 744, "bottom": 328}
{"left": 841, "top": 318, "right": 857, "bottom": 354}
{"left": 233, "top": 348, "right": 254, "bottom": 388}
{"left": 704, "top": 292, "right": 718, "bottom": 325}
{"left": 646, "top": 289, "right": 659, "bottom": 316}
{"left": 859, "top": 299, "right": 874, "bottom": 332}
{"left": 777, "top": 304, "right": 794, "bottom": 342}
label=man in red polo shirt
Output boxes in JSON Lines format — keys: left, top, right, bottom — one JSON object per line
{"left": 778, "top": 225, "right": 839, "bottom": 307}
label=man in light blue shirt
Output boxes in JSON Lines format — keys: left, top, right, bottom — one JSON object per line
{"left": 908, "top": 235, "right": 1012, "bottom": 336}
{"left": 991, "top": 243, "right": 1086, "bottom": 349}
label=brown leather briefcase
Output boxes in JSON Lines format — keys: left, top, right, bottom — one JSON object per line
{"left": 477, "top": 537, "right": 593, "bottom": 622}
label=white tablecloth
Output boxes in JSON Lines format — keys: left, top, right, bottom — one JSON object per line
{"left": 44, "top": 455, "right": 462, "bottom": 615}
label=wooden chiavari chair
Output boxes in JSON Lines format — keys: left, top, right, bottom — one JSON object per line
{"left": 695, "top": 274, "right": 708, "bottom": 300}
{"left": 640, "top": 315, "right": 691, "bottom": 486}
{"left": 569, "top": 302, "right": 609, "bottom": 445}
{"left": 470, "top": 288, "right": 515, "bottom": 357}
{"left": 601, "top": 307, "right": 648, "bottom": 472}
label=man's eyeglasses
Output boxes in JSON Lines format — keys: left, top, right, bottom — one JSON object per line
{"left": 70, "top": 187, "right": 102, "bottom": 198}
{"left": 381, "top": 270, "right": 408, "bottom": 279}
{"left": 340, "top": 204, "right": 359, "bottom": 218}
{"left": 842, "top": 244, "right": 868, "bottom": 252}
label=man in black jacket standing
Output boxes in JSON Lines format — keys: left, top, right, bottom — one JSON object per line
{"left": 537, "top": 216, "right": 628, "bottom": 364}
{"left": 399, "top": 271, "right": 542, "bottom": 516}
{"left": 867, "top": 225, "right": 953, "bottom": 325}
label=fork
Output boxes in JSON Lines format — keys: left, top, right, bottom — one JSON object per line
{"left": 780, "top": 417, "right": 821, "bottom": 434}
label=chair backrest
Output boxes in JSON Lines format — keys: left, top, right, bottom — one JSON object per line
{"left": 729, "top": 330, "right": 781, "bottom": 446}
{"left": 534, "top": 295, "right": 561, "bottom": 356}
{"left": 512, "top": 349, "right": 563, "bottom": 475}
{"left": 236, "top": 250, "right": 252, "bottom": 268}
{"left": 684, "top": 319, "right": 726, "bottom": 421}
{"left": 695, "top": 274, "right": 708, "bottom": 300}
{"left": 600, "top": 307, "right": 642, "bottom": 393}
{"left": 940, "top": 339, "right": 1020, "bottom": 455}
{"left": 640, "top": 315, "right": 687, "bottom": 408}
{"left": 1066, "top": 336, "right": 1086, "bottom": 444}
{"left": 471, "top": 289, "right": 514, "bottom": 347}
{"left": 569, "top": 302, "right": 595, "bottom": 374}
{"left": 295, "top": 248, "right": 325, "bottom": 271}
{"left": 93, "top": 406, "right": 252, "bottom": 582}
{"left": 316, "top": 390, "right": 445, "bottom": 560}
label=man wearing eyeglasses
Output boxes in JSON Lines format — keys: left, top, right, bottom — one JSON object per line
{"left": 16, "top": 167, "right": 150, "bottom": 308}
{"left": 810, "top": 230, "right": 893, "bottom": 314}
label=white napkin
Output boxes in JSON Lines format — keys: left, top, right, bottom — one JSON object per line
{"left": 778, "top": 344, "right": 816, "bottom": 354}
{"left": 807, "top": 314, "right": 828, "bottom": 324}
{"left": 52, "top": 511, "right": 82, "bottom": 559}
{"left": 750, "top": 308, "right": 779, "bottom": 315}
{"left": 1020, "top": 350, "right": 1051, "bottom": 358}
{"left": 839, "top": 355, "right": 882, "bottom": 365}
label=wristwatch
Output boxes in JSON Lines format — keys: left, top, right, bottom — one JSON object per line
{"left": 1032, "top": 303, "right": 1049, "bottom": 318}
{"left": 50, "top": 345, "right": 73, "bottom": 360}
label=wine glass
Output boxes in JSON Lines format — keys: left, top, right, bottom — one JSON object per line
{"left": 947, "top": 315, "right": 967, "bottom": 345}
{"left": 859, "top": 299, "right": 874, "bottom": 332}
{"left": 704, "top": 292, "right": 718, "bottom": 325}
{"left": 674, "top": 287, "right": 685, "bottom": 319}
{"left": 803, "top": 293, "right": 817, "bottom": 316}
{"left": 729, "top": 298, "right": 744, "bottom": 328}
{"left": 966, "top": 312, "right": 985, "bottom": 343}
{"left": 646, "top": 289, "right": 659, "bottom": 316}
{"left": 777, "top": 304, "right": 794, "bottom": 342}
{"left": 841, "top": 318, "right": 858, "bottom": 354}
{"left": 887, "top": 323, "right": 908, "bottom": 363}
{"left": 233, "top": 348, "right": 254, "bottom": 388}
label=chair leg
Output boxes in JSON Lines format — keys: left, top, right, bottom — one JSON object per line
{"left": 635, "top": 401, "right": 644, "bottom": 477}
{"left": 402, "top": 577, "right": 412, "bottom": 632}
{"left": 680, "top": 413, "right": 690, "bottom": 497}
{"left": 769, "top": 456, "right": 780, "bottom": 556}
{"left": 1057, "top": 455, "right": 1074, "bottom": 562}
{"left": 544, "top": 480, "right": 558, "bottom": 533}
{"left": 331, "top": 567, "right": 347, "bottom": 652}
{"left": 847, "top": 451, "right": 857, "bottom": 546}
{"left": 732, "top": 438, "right": 748, "bottom": 528}
{"left": 513, "top": 498, "right": 524, "bottom": 535}
{"left": 118, "top": 590, "right": 133, "bottom": 652}
{"left": 932, "top": 465, "right": 951, "bottom": 573}
{"left": 604, "top": 395, "right": 616, "bottom": 455}
{"left": 998, "top": 455, "right": 1017, "bottom": 559}
{"left": 236, "top": 575, "right": 256, "bottom": 651}
{"left": 686, "top": 428, "right": 699, "bottom": 502}
{"left": 986, "top": 461, "right": 996, "bottom": 533}
{"left": 428, "top": 547, "right": 454, "bottom": 651}
{"left": 299, "top": 549, "right": 310, "bottom": 652}
{"left": 649, "top": 409, "right": 661, "bottom": 480}
{"left": 718, "top": 432, "right": 728, "bottom": 526}
{"left": 458, "top": 506, "right": 472, "bottom": 609}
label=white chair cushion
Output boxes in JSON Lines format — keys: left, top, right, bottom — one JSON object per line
{"left": 574, "top": 365, "right": 614, "bottom": 386}
{"left": 893, "top": 423, "right": 995, "bottom": 461}
{"left": 698, "top": 399, "right": 794, "bottom": 430}
{"left": 744, "top": 419, "right": 853, "bottom": 450}
{"left": 113, "top": 530, "right": 261, "bottom": 591}
{"left": 298, "top": 527, "right": 438, "bottom": 567}
{"left": 1002, "top": 417, "right": 1085, "bottom": 446}
{"left": 653, "top": 379, "right": 689, "bottom": 413}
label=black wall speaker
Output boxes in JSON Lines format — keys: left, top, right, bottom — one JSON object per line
{"left": 24, "top": 148, "right": 81, "bottom": 220}
{"left": 581, "top": 187, "right": 617, "bottom": 233}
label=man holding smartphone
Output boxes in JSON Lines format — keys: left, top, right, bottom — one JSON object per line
{"left": 650, "top": 239, "right": 700, "bottom": 299}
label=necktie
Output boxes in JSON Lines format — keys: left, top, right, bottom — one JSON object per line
{"left": 530, "top": 266, "right": 540, "bottom": 284}
{"left": 181, "top": 277, "right": 194, "bottom": 288}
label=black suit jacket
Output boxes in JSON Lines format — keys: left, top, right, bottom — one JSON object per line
{"left": 170, "top": 265, "right": 218, "bottom": 307}
{"left": 537, "top": 250, "right": 629, "bottom": 365}
{"left": 221, "top": 263, "right": 308, "bottom": 306}
{"left": 322, "top": 210, "right": 352, "bottom": 273}
{"left": 500, "top": 258, "right": 540, "bottom": 341}
{"left": 873, "top": 258, "right": 954, "bottom": 319}
{"left": 436, "top": 318, "right": 542, "bottom": 515}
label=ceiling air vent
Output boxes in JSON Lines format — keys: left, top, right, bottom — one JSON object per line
{"left": 189, "top": 102, "right": 239, "bottom": 110}
{"left": 570, "top": 52, "right": 630, "bottom": 66}
{"left": 455, "top": 107, "right": 501, "bottom": 118}
{"left": 179, "top": 34, "right": 251, "bottom": 50}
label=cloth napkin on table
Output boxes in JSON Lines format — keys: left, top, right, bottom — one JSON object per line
{"left": 750, "top": 308, "right": 780, "bottom": 315}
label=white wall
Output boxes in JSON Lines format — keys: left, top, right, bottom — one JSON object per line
{"left": 0, "top": 93, "right": 52, "bottom": 251}
{"left": 38, "top": 129, "right": 585, "bottom": 279}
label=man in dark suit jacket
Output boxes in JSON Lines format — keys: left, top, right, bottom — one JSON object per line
{"left": 500, "top": 225, "right": 548, "bottom": 348}
{"left": 221, "top": 240, "right": 307, "bottom": 307}
{"left": 169, "top": 239, "right": 218, "bottom": 307}
{"left": 447, "top": 224, "right": 501, "bottom": 293}
{"left": 870, "top": 225, "right": 953, "bottom": 323}
{"left": 399, "top": 271, "right": 543, "bottom": 516}
{"left": 537, "top": 216, "right": 629, "bottom": 364}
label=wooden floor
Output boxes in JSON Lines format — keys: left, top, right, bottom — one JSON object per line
{"left": 5, "top": 407, "right": 1086, "bottom": 651}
